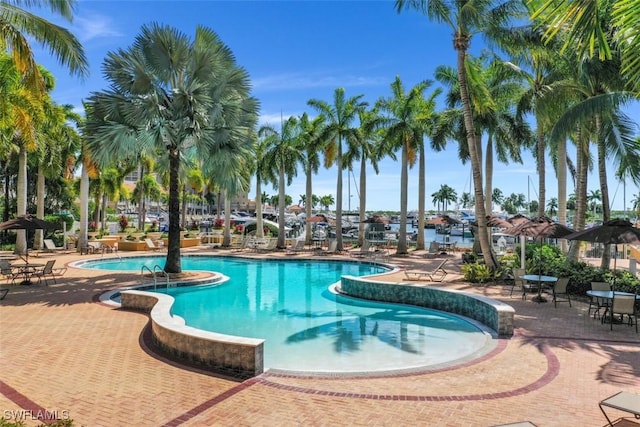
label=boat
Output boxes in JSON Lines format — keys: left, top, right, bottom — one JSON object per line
{"left": 449, "top": 226, "right": 473, "bottom": 238}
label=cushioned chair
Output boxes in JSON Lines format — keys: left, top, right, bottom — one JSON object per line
{"left": 551, "top": 277, "right": 571, "bottom": 308}
{"left": 606, "top": 293, "right": 638, "bottom": 332}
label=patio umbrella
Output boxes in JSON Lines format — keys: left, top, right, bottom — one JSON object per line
{"left": 564, "top": 219, "right": 640, "bottom": 290}
{"left": 504, "top": 216, "right": 575, "bottom": 270}
{"left": 0, "top": 215, "right": 59, "bottom": 261}
{"left": 306, "top": 214, "right": 327, "bottom": 223}
{"left": 428, "top": 215, "right": 461, "bottom": 243}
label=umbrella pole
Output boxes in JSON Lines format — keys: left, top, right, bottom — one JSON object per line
{"left": 520, "top": 236, "right": 526, "bottom": 270}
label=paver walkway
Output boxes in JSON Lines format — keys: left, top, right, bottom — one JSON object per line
{"left": 1, "top": 247, "right": 638, "bottom": 426}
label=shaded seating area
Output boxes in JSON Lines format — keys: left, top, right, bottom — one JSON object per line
{"left": 1, "top": 260, "right": 19, "bottom": 286}
{"left": 603, "top": 292, "right": 639, "bottom": 332}
{"left": 403, "top": 259, "right": 448, "bottom": 282}
{"left": 589, "top": 281, "right": 612, "bottom": 319}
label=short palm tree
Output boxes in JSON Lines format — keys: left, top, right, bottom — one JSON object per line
{"left": 84, "top": 24, "right": 258, "bottom": 273}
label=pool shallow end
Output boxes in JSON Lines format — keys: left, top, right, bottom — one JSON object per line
{"left": 121, "top": 290, "right": 264, "bottom": 379}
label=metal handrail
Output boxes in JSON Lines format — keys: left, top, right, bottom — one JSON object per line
{"left": 141, "top": 264, "right": 167, "bottom": 291}
{"left": 153, "top": 264, "right": 169, "bottom": 290}
{"left": 141, "top": 265, "right": 156, "bottom": 290}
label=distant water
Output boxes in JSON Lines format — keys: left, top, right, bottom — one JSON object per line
{"left": 388, "top": 223, "right": 474, "bottom": 248}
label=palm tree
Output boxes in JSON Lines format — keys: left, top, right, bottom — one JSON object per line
{"left": 529, "top": 0, "right": 640, "bottom": 93}
{"left": 631, "top": 193, "right": 640, "bottom": 215}
{"left": 320, "top": 195, "right": 334, "bottom": 212}
{"left": 546, "top": 197, "right": 558, "bottom": 216}
{"left": 0, "top": 0, "right": 88, "bottom": 90}
{"left": 84, "top": 24, "right": 258, "bottom": 273}
{"left": 260, "top": 116, "right": 303, "bottom": 249}
{"left": 377, "top": 76, "right": 440, "bottom": 254}
{"left": 396, "top": 0, "right": 525, "bottom": 269}
{"left": 344, "top": 107, "right": 386, "bottom": 246}
{"left": 297, "top": 113, "right": 326, "bottom": 245}
{"left": 308, "top": 88, "right": 367, "bottom": 251}
{"left": 459, "top": 192, "right": 473, "bottom": 209}
{"left": 587, "top": 189, "right": 602, "bottom": 218}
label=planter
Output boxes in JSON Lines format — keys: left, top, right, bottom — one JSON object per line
{"left": 87, "top": 232, "right": 99, "bottom": 240}
{"left": 163, "top": 237, "right": 201, "bottom": 248}
{"left": 117, "top": 232, "right": 129, "bottom": 241}
{"left": 130, "top": 232, "right": 146, "bottom": 241}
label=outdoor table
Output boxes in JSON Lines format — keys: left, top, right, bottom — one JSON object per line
{"left": 521, "top": 274, "right": 558, "bottom": 303}
{"left": 599, "top": 391, "right": 640, "bottom": 426}
{"left": 586, "top": 290, "right": 640, "bottom": 323}
{"left": 10, "top": 262, "right": 44, "bottom": 286}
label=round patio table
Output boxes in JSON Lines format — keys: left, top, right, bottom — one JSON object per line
{"left": 521, "top": 274, "right": 557, "bottom": 303}
{"left": 11, "top": 262, "right": 44, "bottom": 286}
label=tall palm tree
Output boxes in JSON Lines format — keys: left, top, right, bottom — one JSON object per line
{"left": 396, "top": 0, "right": 525, "bottom": 268}
{"left": 260, "top": 116, "right": 303, "bottom": 249}
{"left": 84, "top": 24, "right": 258, "bottom": 273}
{"left": 0, "top": 0, "right": 88, "bottom": 90}
{"left": 377, "top": 76, "right": 440, "bottom": 254}
{"left": 308, "top": 88, "right": 367, "bottom": 251}
{"left": 344, "top": 107, "right": 386, "bottom": 246}
{"left": 297, "top": 113, "right": 325, "bottom": 245}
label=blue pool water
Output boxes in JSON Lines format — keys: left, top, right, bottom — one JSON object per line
{"left": 82, "top": 256, "right": 492, "bottom": 373}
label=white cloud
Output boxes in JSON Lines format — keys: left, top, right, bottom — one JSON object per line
{"left": 253, "top": 72, "right": 386, "bottom": 92}
{"left": 75, "top": 14, "right": 122, "bottom": 42}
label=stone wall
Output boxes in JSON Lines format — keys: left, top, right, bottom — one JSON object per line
{"left": 339, "top": 276, "right": 515, "bottom": 337}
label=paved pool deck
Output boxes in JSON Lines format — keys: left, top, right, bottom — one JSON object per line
{"left": 0, "top": 246, "right": 638, "bottom": 427}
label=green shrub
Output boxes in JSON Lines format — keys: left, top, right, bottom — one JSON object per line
{"left": 461, "top": 262, "right": 492, "bottom": 284}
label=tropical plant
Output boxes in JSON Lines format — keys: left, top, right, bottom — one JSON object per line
{"left": 308, "top": 88, "right": 367, "bottom": 251}
{"left": 84, "top": 24, "right": 258, "bottom": 273}
{"left": 396, "top": 0, "right": 526, "bottom": 269}
{"left": 377, "top": 76, "right": 440, "bottom": 254}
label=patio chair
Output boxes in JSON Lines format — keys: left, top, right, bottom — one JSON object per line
{"left": 589, "top": 281, "right": 612, "bottom": 319}
{"left": 509, "top": 268, "right": 526, "bottom": 298}
{"left": 43, "top": 239, "right": 66, "bottom": 253}
{"left": 551, "top": 277, "right": 571, "bottom": 308}
{"left": 350, "top": 240, "right": 373, "bottom": 258}
{"left": 1, "top": 260, "right": 16, "bottom": 285}
{"left": 423, "top": 241, "right": 441, "bottom": 259}
{"left": 404, "top": 259, "right": 449, "bottom": 282}
{"left": 606, "top": 293, "right": 638, "bottom": 332}
{"left": 32, "top": 259, "right": 67, "bottom": 286}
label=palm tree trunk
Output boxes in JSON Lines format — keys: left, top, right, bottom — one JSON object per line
{"left": 335, "top": 139, "right": 343, "bottom": 251}
{"left": 358, "top": 156, "right": 367, "bottom": 247}
{"left": 397, "top": 141, "right": 409, "bottom": 254}
{"left": 417, "top": 142, "right": 426, "bottom": 250}
{"left": 277, "top": 164, "right": 286, "bottom": 249}
{"left": 79, "top": 160, "right": 90, "bottom": 253}
{"left": 536, "top": 123, "right": 546, "bottom": 217}
{"left": 596, "top": 115, "right": 611, "bottom": 269}
{"left": 484, "top": 136, "right": 494, "bottom": 217}
{"left": 568, "top": 130, "right": 588, "bottom": 260}
{"left": 36, "top": 165, "right": 45, "bottom": 250}
{"left": 305, "top": 166, "right": 312, "bottom": 245}
{"left": 557, "top": 130, "right": 568, "bottom": 252}
{"left": 15, "top": 146, "right": 27, "bottom": 256}
{"left": 165, "top": 148, "right": 182, "bottom": 274}
{"left": 256, "top": 177, "right": 264, "bottom": 239}
{"left": 456, "top": 46, "right": 494, "bottom": 269}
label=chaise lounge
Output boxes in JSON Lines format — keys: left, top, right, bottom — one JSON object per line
{"left": 404, "top": 259, "right": 449, "bottom": 282}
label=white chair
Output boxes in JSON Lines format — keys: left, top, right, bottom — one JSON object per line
{"left": 607, "top": 293, "right": 638, "bottom": 332}
{"left": 43, "top": 239, "right": 66, "bottom": 253}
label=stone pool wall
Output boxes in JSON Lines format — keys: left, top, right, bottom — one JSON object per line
{"left": 121, "top": 290, "right": 264, "bottom": 379}
{"left": 339, "top": 276, "right": 515, "bottom": 337}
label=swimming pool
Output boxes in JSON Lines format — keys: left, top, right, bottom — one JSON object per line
{"left": 82, "top": 256, "right": 494, "bottom": 373}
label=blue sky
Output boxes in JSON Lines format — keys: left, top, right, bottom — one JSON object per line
{"left": 33, "top": 0, "right": 639, "bottom": 213}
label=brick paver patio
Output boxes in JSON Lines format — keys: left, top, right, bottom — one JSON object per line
{"left": 1, "top": 246, "right": 638, "bottom": 426}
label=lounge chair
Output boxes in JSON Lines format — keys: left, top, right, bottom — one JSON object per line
{"left": 144, "top": 238, "right": 162, "bottom": 252}
{"left": 315, "top": 239, "right": 338, "bottom": 256}
{"left": 350, "top": 240, "right": 373, "bottom": 258}
{"left": 599, "top": 391, "right": 640, "bottom": 426}
{"left": 43, "top": 239, "right": 66, "bottom": 253}
{"left": 404, "top": 259, "right": 448, "bottom": 282}
{"left": 286, "top": 239, "right": 306, "bottom": 255}
{"left": 423, "top": 241, "right": 441, "bottom": 259}
{"left": 32, "top": 259, "right": 67, "bottom": 286}
{"left": 256, "top": 238, "right": 277, "bottom": 253}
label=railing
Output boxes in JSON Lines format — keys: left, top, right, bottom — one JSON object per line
{"left": 141, "top": 264, "right": 168, "bottom": 291}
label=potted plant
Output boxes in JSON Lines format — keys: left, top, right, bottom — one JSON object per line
{"left": 117, "top": 215, "right": 129, "bottom": 240}
{"left": 87, "top": 221, "right": 99, "bottom": 240}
